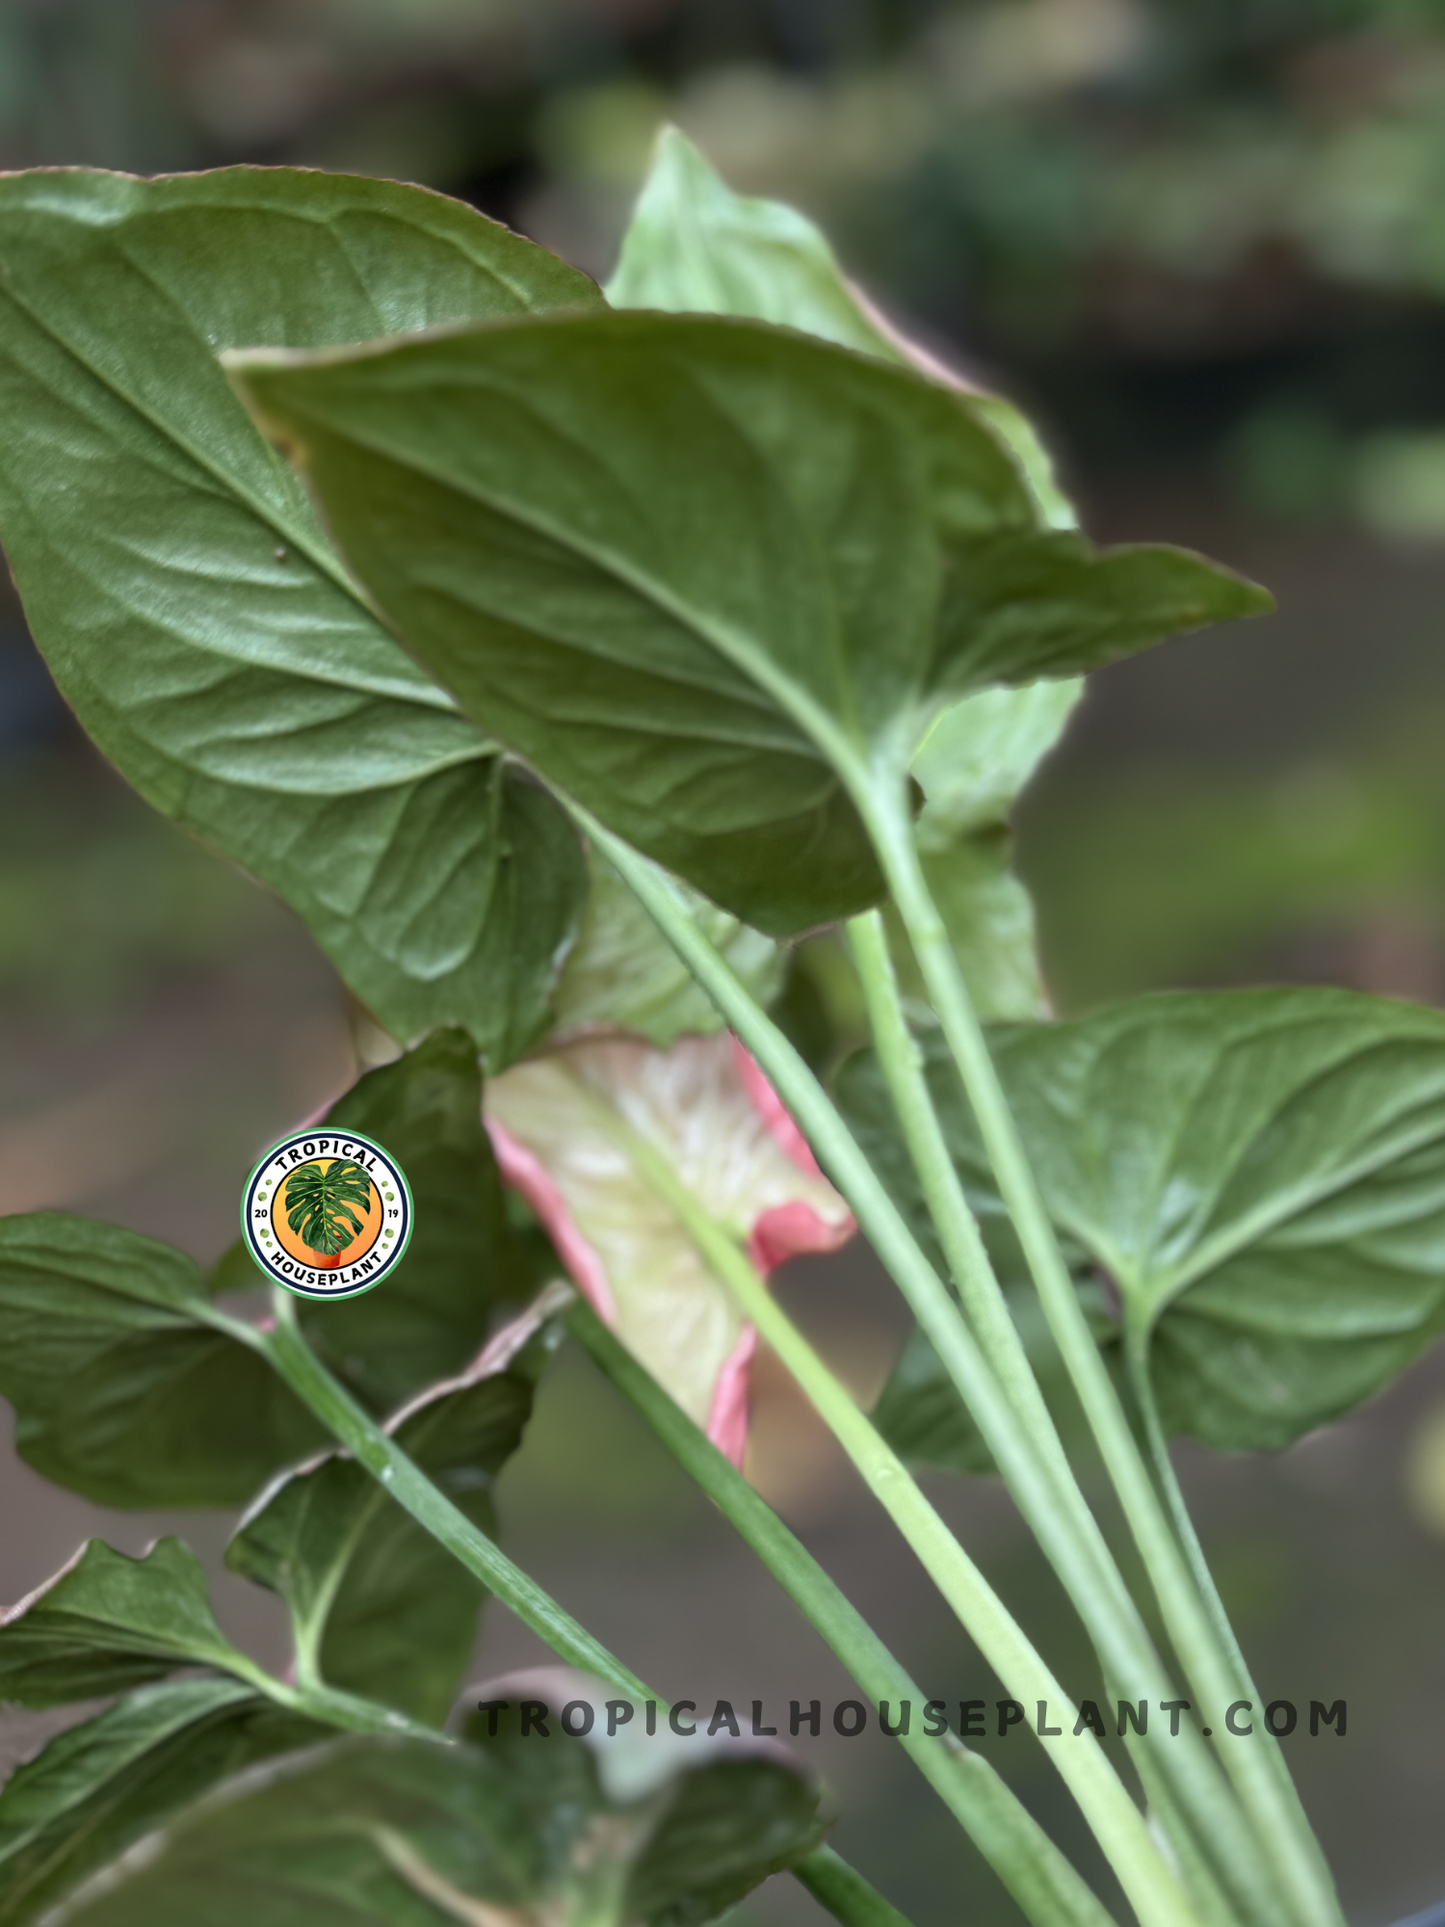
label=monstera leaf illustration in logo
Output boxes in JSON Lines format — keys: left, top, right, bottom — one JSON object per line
{"left": 283, "top": 1160, "right": 374, "bottom": 1266}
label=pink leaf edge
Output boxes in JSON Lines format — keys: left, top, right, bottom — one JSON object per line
{"left": 731, "top": 1037, "right": 824, "bottom": 1175}
{"left": 487, "top": 1042, "right": 855, "bottom": 1469}
{"left": 486, "top": 1117, "right": 618, "bottom": 1325}
{"left": 706, "top": 1324, "right": 758, "bottom": 1469}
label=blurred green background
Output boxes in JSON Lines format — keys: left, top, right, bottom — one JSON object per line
{"left": 3, "top": 2, "right": 1445, "bottom": 1923}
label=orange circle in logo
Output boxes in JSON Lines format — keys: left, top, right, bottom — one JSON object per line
{"left": 272, "top": 1157, "right": 385, "bottom": 1270}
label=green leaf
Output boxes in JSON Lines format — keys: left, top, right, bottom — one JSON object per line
{"left": 215, "top": 1030, "right": 531, "bottom": 1415}
{"left": 0, "top": 1540, "right": 255, "bottom": 1710}
{"left": 910, "top": 680, "right": 1083, "bottom": 854}
{"left": 39, "top": 1740, "right": 466, "bottom": 1927}
{"left": 47, "top": 1690, "right": 820, "bottom": 1927}
{"left": 848, "top": 990, "right": 1445, "bottom": 1455}
{"left": 607, "top": 125, "right": 1074, "bottom": 530}
{"left": 607, "top": 126, "right": 902, "bottom": 356}
{"left": 619, "top": 1749, "right": 828, "bottom": 1927}
{"left": 934, "top": 531, "right": 1272, "bottom": 694}
{"left": 0, "top": 1215, "right": 323, "bottom": 1507}
{"left": 0, "top": 1679, "right": 323, "bottom": 1927}
{"left": 454, "top": 1675, "right": 824, "bottom": 1927}
{"left": 228, "top": 309, "right": 1267, "bottom": 936}
{"left": 227, "top": 1366, "right": 535, "bottom": 1726}
{"left": 552, "top": 847, "right": 785, "bottom": 1048}
{"left": 0, "top": 167, "right": 593, "bottom": 1063}
{"left": 833, "top": 1044, "right": 1101, "bottom": 1473}
{"left": 607, "top": 132, "right": 1084, "bottom": 1022}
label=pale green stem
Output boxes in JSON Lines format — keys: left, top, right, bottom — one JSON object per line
{"left": 565, "top": 1083, "right": 1199, "bottom": 1927}
{"left": 577, "top": 809, "right": 1268, "bottom": 1922}
{"left": 845, "top": 910, "right": 1078, "bottom": 1488}
{"left": 1122, "top": 1329, "right": 1303, "bottom": 1817}
{"left": 568, "top": 1299, "right": 1115, "bottom": 1927}
{"left": 220, "top": 1649, "right": 437, "bottom": 1740}
{"left": 860, "top": 784, "right": 1342, "bottom": 1927}
{"left": 210, "top": 1296, "right": 902, "bottom": 1927}
{"left": 1130, "top": 1749, "right": 1244, "bottom": 1927}
{"left": 221, "top": 1294, "right": 652, "bottom": 1697}
{"left": 846, "top": 910, "right": 1267, "bottom": 1915}
{"left": 793, "top": 1849, "right": 922, "bottom": 1927}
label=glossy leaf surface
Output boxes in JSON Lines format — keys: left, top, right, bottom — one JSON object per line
{"left": 845, "top": 990, "right": 1445, "bottom": 1453}
{"left": 0, "top": 167, "right": 592, "bottom": 1059}
{"left": 0, "top": 1214, "right": 322, "bottom": 1506}
{"left": 0, "top": 1540, "right": 251, "bottom": 1709}
{"left": 229, "top": 312, "right": 1264, "bottom": 935}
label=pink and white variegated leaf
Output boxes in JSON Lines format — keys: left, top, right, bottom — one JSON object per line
{"left": 485, "top": 1032, "right": 854, "bottom": 1465}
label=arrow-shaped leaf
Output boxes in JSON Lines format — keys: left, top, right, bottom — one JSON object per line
{"left": 841, "top": 988, "right": 1445, "bottom": 1457}
{"left": 0, "top": 167, "right": 593, "bottom": 1061}
{"left": 0, "top": 1540, "right": 256, "bottom": 1709}
{"left": 227, "top": 309, "right": 1266, "bottom": 938}
{"left": 0, "top": 1215, "right": 322, "bottom": 1507}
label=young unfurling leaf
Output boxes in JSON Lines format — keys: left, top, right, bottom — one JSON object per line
{"left": 486, "top": 1032, "right": 853, "bottom": 1462}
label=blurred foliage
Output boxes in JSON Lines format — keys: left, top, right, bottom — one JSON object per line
{"left": 0, "top": 747, "right": 284, "bottom": 1019}
{"left": 1021, "top": 709, "right": 1445, "bottom": 1011}
{"left": 5, "top": 0, "right": 1445, "bottom": 512}
{"left": 6, "top": 0, "right": 1445, "bottom": 533}
{"left": 1405, "top": 1400, "right": 1445, "bottom": 1539}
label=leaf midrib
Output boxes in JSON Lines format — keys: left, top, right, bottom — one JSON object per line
{"left": 1118, "top": 1102, "right": 1445, "bottom": 1329}
{"left": 280, "top": 376, "right": 882, "bottom": 791}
